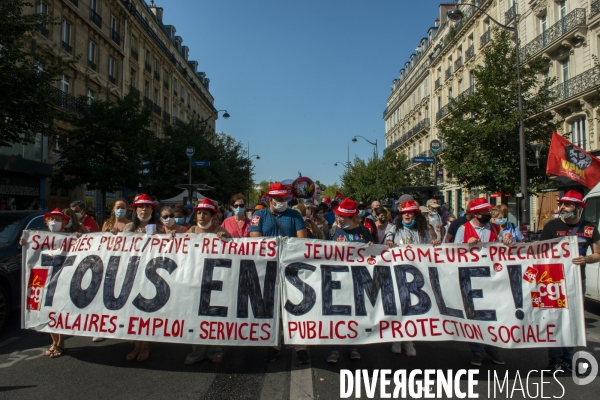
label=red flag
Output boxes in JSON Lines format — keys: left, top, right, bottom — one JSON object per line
{"left": 334, "top": 190, "right": 345, "bottom": 203}
{"left": 546, "top": 131, "right": 600, "bottom": 189}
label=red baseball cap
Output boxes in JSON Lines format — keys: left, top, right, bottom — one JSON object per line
{"left": 44, "top": 208, "right": 70, "bottom": 223}
{"left": 467, "top": 198, "right": 493, "bottom": 213}
{"left": 267, "top": 182, "right": 291, "bottom": 197}
{"left": 132, "top": 194, "right": 156, "bottom": 208}
{"left": 194, "top": 198, "right": 217, "bottom": 213}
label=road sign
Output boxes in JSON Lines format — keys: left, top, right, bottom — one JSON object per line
{"left": 186, "top": 146, "right": 195, "bottom": 158}
{"left": 413, "top": 157, "right": 435, "bottom": 163}
{"left": 191, "top": 161, "right": 210, "bottom": 167}
{"left": 430, "top": 139, "right": 442, "bottom": 154}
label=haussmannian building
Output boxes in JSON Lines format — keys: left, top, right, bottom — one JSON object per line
{"left": 384, "top": 0, "right": 600, "bottom": 230}
{"left": 1, "top": 0, "right": 220, "bottom": 211}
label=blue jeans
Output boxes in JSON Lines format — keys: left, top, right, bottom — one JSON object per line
{"left": 469, "top": 343, "right": 499, "bottom": 357}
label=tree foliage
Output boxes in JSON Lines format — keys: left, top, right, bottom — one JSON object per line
{"left": 52, "top": 95, "right": 153, "bottom": 216}
{"left": 340, "top": 150, "right": 411, "bottom": 203}
{"left": 437, "top": 28, "right": 558, "bottom": 195}
{"left": 145, "top": 121, "right": 252, "bottom": 204}
{"left": 0, "top": 0, "right": 66, "bottom": 147}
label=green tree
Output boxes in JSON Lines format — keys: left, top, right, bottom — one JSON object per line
{"left": 249, "top": 180, "right": 270, "bottom": 204}
{"left": 341, "top": 150, "right": 411, "bottom": 203}
{"left": 437, "top": 28, "right": 557, "bottom": 195}
{"left": 0, "top": 0, "right": 65, "bottom": 147}
{"left": 320, "top": 182, "right": 341, "bottom": 202}
{"left": 52, "top": 95, "right": 153, "bottom": 221}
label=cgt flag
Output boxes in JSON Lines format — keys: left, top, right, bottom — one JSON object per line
{"left": 546, "top": 131, "right": 600, "bottom": 189}
{"left": 334, "top": 190, "right": 346, "bottom": 203}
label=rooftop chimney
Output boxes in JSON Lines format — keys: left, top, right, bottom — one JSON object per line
{"left": 149, "top": 1, "right": 163, "bottom": 21}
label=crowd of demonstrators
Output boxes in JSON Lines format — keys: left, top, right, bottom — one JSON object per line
{"left": 19, "top": 184, "right": 598, "bottom": 371}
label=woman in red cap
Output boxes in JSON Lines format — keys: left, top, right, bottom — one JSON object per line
{"left": 19, "top": 208, "right": 77, "bottom": 358}
{"left": 122, "top": 194, "right": 158, "bottom": 361}
{"left": 184, "top": 198, "right": 229, "bottom": 364}
{"left": 327, "top": 198, "right": 373, "bottom": 363}
{"left": 384, "top": 201, "right": 441, "bottom": 356}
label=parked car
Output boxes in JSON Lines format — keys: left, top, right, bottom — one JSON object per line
{"left": 0, "top": 211, "right": 47, "bottom": 333}
{"left": 583, "top": 185, "right": 600, "bottom": 303}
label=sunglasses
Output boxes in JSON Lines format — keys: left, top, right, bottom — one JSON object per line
{"left": 233, "top": 203, "right": 245, "bottom": 207}
{"left": 161, "top": 214, "right": 175, "bottom": 219}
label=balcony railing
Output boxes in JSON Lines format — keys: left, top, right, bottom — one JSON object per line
{"left": 163, "top": 110, "right": 171, "bottom": 121}
{"left": 480, "top": 30, "right": 491, "bottom": 48}
{"left": 108, "top": 75, "right": 116, "bottom": 84}
{"left": 163, "top": 81, "right": 169, "bottom": 90}
{"left": 87, "top": 60, "right": 96, "bottom": 71}
{"left": 520, "top": 9, "right": 586, "bottom": 60}
{"left": 131, "top": 48, "right": 138, "bottom": 61}
{"left": 505, "top": 5, "right": 516, "bottom": 24}
{"left": 153, "top": 104, "right": 161, "bottom": 115}
{"left": 143, "top": 96, "right": 153, "bottom": 108}
{"left": 69, "top": 0, "right": 78, "bottom": 6}
{"left": 154, "top": 71, "right": 160, "bottom": 82}
{"left": 458, "top": 85, "right": 475, "bottom": 100}
{"left": 49, "top": 86, "right": 86, "bottom": 115}
{"left": 61, "top": 41, "right": 72, "bottom": 54}
{"left": 387, "top": 118, "right": 430, "bottom": 151}
{"left": 129, "top": 86, "right": 140, "bottom": 100}
{"left": 454, "top": 57, "right": 463, "bottom": 71}
{"left": 592, "top": 0, "right": 600, "bottom": 18}
{"left": 435, "top": 78, "right": 441, "bottom": 89}
{"left": 89, "top": 9, "right": 102, "bottom": 28}
{"left": 465, "top": 45, "right": 475, "bottom": 61}
{"left": 549, "top": 66, "right": 600, "bottom": 106}
{"left": 111, "top": 29, "right": 120, "bottom": 46}
{"left": 144, "top": 62, "right": 151, "bottom": 73}
{"left": 436, "top": 104, "right": 450, "bottom": 121}
{"left": 445, "top": 66, "right": 453, "bottom": 80}
{"left": 172, "top": 116, "right": 183, "bottom": 125}
{"left": 37, "top": 26, "right": 49, "bottom": 38}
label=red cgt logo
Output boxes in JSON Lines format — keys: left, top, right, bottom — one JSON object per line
{"left": 26, "top": 268, "right": 49, "bottom": 311}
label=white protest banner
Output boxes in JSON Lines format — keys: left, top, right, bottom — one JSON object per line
{"left": 280, "top": 237, "right": 586, "bottom": 348}
{"left": 22, "top": 232, "right": 280, "bottom": 346}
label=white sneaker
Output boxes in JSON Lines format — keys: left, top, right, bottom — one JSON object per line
{"left": 92, "top": 337, "right": 104, "bottom": 342}
{"left": 403, "top": 341, "right": 416, "bottom": 357}
{"left": 391, "top": 342, "right": 403, "bottom": 354}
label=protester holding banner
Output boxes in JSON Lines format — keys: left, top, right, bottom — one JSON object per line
{"left": 158, "top": 205, "right": 188, "bottom": 235}
{"left": 326, "top": 198, "right": 373, "bottom": 363}
{"left": 249, "top": 182, "right": 309, "bottom": 364}
{"left": 121, "top": 194, "right": 159, "bottom": 361}
{"left": 19, "top": 209, "right": 74, "bottom": 358}
{"left": 491, "top": 204, "right": 524, "bottom": 243}
{"left": 454, "top": 198, "right": 511, "bottom": 366}
{"left": 383, "top": 200, "right": 440, "bottom": 357}
{"left": 541, "top": 190, "right": 600, "bottom": 372}
{"left": 70, "top": 200, "right": 100, "bottom": 233}
{"left": 101, "top": 199, "right": 130, "bottom": 234}
{"left": 222, "top": 194, "right": 251, "bottom": 238}
{"left": 62, "top": 208, "right": 85, "bottom": 234}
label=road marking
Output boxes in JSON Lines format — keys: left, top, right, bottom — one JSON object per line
{"left": 289, "top": 350, "right": 314, "bottom": 399}
{"left": 0, "top": 337, "right": 19, "bottom": 348}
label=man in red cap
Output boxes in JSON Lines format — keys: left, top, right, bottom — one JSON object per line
{"left": 455, "top": 198, "right": 513, "bottom": 367}
{"left": 249, "top": 182, "right": 308, "bottom": 364}
{"left": 541, "top": 190, "right": 600, "bottom": 373}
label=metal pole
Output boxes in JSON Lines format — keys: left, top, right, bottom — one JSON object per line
{"left": 515, "top": 16, "right": 528, "bottom": 227}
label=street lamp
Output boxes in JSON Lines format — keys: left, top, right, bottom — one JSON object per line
{"left": 198, "top": 109, "right": 230, "bottom": 124}
{"left": 446, "top": 3, "right": 529, "bottom": 226}
{"left": 352, "top": 135, "right": 378, "bottom": 161}
{"left": 334, "top": 161, "right": 350, "bottom": 169}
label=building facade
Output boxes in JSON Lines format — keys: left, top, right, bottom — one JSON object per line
{"left": 0, "top": 0, "right": 219, "bottom": 211}
{"left": 384, "top": 0, "right": 600, "bottom": 229}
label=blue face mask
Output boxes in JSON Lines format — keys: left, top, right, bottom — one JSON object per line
{"left": 175, "top": 218, "right": 184, "bottom": 225}
{"left": 430, "top": 211, "right": 438, "bottom": 216}
{"left": 496, "top": 218, "right": 507, "bottom": 225}
{"left": 402, "top": 219, "right": 416, "bottom": 228}
{"left": 341, "top": 224, "right": 351, "bottom": 229}
{"left": 359, "top": 210, "right": 365, "bottom": 217}
{"left": 234, "top": 207, "right": 245, "bottom": 216}
{"left": 114, "top": 209, "right": 126, "bottom": 218}
{"left": 459, "top": 211, "right": 466, "bottom": 217}
{"left": 365, "top": 209, "right": 372, "bottom": 215}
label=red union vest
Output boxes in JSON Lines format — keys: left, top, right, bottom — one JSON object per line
{"left": 462, "top": 221, "right": 500, "bottom": 243}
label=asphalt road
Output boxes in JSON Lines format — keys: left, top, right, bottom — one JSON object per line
{"left": 1, "top": 301, "right": 600, "bottom": 399}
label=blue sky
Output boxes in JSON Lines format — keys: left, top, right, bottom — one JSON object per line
{"left": 164, "top": 0, "right": 444, "bottom": 186}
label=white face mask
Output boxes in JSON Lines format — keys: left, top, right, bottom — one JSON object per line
{"left": 137, "top": 214, "right": 152, "bottom": 222}
{"left": 198, "top": 220, "right": 212, "bottom": 229}
{"left": 75, "top": 212, "right": 84, "bottom": 220}
{"left": 273, "top": 201, "right": 287, "bottom": 213}
{"left": 48, "top": 221, "right": 62, "bottom": 232}
{"left": 163, "top": 217, "right": 175, "bottom": 227}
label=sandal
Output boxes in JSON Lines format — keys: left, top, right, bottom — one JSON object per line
{"left": 126, "top": 347, "right": 141, "bottom": 361}
{"left": 137, "top": 348, "right": 150, "bottom": 361}
{"left": 49, "top": 346, "right": 65, "bottom": 358}
{"left": 46, "top": 344, "right": 57, "bottom": 356}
